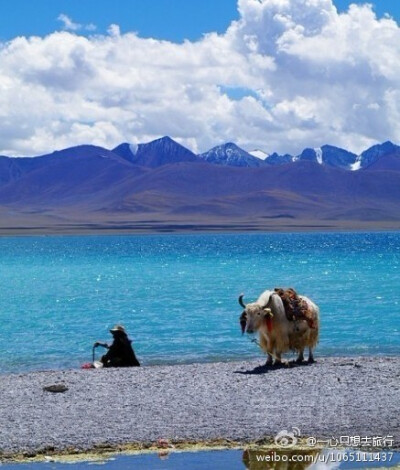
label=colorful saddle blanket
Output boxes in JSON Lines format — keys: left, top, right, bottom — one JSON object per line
{"left": 274, "top": 288, "right": 316, "bottom": 329}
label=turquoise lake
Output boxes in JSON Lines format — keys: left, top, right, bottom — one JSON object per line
{"left": 0, "top": 232, "right": 399, "bottom": 374}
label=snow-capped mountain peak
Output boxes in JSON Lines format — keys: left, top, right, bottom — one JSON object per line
{"left": 359, "top": 141, "right": 400, "bottom": 169}
{"left": 199, "top": 143, "right": 265, "bottom": 167}
{"left": 297, "top": 145, "right": 357, "bottom": 169}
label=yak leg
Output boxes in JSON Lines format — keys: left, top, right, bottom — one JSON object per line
{"left": 274, "top": 352, "right": 282, "bottom": 366}
{"left": 266, "top": 353, "right": 273, "bottom": 366}
{"left": 260, "top": 334, "right": 273, "bottom": 366}
{"left": 296, "top": 349, "right": 304, "bottom": 364}
{"left": 308, "top": 347, "right": 315, "bottom": 363}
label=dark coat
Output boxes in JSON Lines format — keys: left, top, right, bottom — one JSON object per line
{"left": 101, "top": 334, "right": 140, "bottom": 367}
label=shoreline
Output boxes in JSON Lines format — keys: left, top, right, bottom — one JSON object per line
{"left": 0, "top": 439, "right": 376, "bottom": 464}
{"left": 2, "top": 351, "right": 400, "bottom": 378}
{"left": 0, "top": 439, "right": 316, "bottom": 464}
{"left": 0, "top": 222, "right": 400, "bottom": 237}
{"left": 0, "top": 357, "right": 399, "bottom": 461}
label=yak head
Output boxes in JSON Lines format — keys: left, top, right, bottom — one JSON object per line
{"left": 238, "top": 294, "right": 273, "bottom": 334}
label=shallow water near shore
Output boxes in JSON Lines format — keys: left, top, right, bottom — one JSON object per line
{"left": 1, "top": 449, "right": 399, "bottom": 469}
{"left": 0, "top": 231, "right": 399, "bottom": 374}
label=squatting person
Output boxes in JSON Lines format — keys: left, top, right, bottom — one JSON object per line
{"left": 95, "top": 324, "right": 140, "bottom": 367}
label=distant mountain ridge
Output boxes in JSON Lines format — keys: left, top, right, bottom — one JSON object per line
{"left": 0, "top": 136, "right": 400, "bottom": 233}
{"left": 112, "top": 136, "right": 198, "bottom": 168}
{"left": 296, "top": 145, "right": 358, "bottom": 170}
{"left": 358, "top": 141, "right": 400, "bottom": 169}
{"left": 1, "top": 137, "right": 399, "bottom": 172}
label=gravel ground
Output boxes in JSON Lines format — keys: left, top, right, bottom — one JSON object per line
{"left": 0, "top": 357, "right": 399, "bottom": 457}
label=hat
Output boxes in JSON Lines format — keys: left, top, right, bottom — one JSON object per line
{"left": 110, "top": 324, "right": 127, "bottom": 334}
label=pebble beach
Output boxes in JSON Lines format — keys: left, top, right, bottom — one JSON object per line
{"left": 0, "top": 356, "right": 399, "bottom": 460}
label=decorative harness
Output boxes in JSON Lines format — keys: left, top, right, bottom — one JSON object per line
{"left": 274, "top": 287, "right": 317, "bottom": 329}
{"left": 265, "top": 315, "right": 273, "bottom": 333}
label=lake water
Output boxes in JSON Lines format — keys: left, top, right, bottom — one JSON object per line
{"left": 0, "top": 449, "right": 399, "bottom": 470}
{"left": 0, "top": 232, "right": 399, "bottom": 374}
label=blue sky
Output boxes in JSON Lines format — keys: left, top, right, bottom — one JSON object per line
{"left": 0, "top": 0, "right": 238, "bottom": 41}
{"left": 0, "top": 0, "right": 398, "bottom": 42}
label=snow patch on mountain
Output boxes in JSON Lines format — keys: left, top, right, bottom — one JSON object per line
{"left": 351, "top": 156, "right": 362, "bottom": 171}
{"left": 249, "top": 149, "right": 269, "bottom": 160}
{"left": 314, "top": 148, "right": 323, "bottom": 165}
{"left": 129, "top": 143, "right": 138, "bottom": 155}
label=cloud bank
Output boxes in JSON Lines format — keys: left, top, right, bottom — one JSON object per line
{"left": 0, "top": 0, "right": 399, "bottom": 156}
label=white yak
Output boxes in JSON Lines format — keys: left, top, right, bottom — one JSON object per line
{"left": 239, "top": 289, "right": 319, "bottom": 365}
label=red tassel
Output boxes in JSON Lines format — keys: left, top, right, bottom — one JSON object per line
{"left": 266, "top": 317, "right": 273, "bottom": 333}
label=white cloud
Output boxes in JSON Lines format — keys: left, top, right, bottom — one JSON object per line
{"left": 57, "top": 13, "right": 97, "bottom": 32}
{"left": 57, "top": 14, "right": 81, "bottom": 31}
{"left": 0, "top": 0, "right": 399, "bottom": 156}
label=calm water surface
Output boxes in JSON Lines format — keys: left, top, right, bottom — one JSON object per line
{"left": 0, "top": 232, "right": 399, "bottom": 373}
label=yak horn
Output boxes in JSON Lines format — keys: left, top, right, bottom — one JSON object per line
{"left": 264, "top": 307, "right": 274, "bottom": 318}
{"left": 238, "top": 294, "right": 246, "bottom": 309}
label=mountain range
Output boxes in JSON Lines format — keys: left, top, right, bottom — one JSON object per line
{"left": 0, "top": 137, "right": 399, "bottom": 233}
{"left": 199, "top": 140, "right": 400, "bottom": 170}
